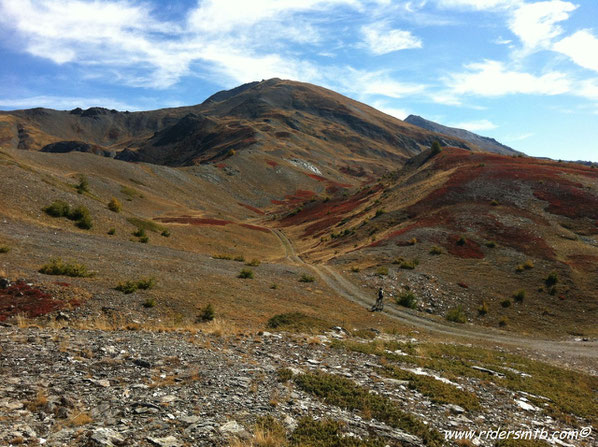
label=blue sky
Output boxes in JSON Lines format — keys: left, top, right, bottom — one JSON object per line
{"left": 1, "top": 0, "right": 597, "bottom": 161}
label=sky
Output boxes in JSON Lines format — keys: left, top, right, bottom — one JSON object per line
{"left": 0, "top": 0, "right": 597, "bottom": 161}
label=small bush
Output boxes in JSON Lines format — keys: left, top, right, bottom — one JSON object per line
{"left": 501, "top": 299, "right": 512, "bottom": 308}
{"left": 136, "top": 277, "right": 156, "bottom": 290}
{"left": 446, "top": 306, "right": 467, "bottom": 323}
{"left": 160, "top": 229, "right": 170, "bottom": 237}
{"left": 478, "top": 301, "right": 488, "bottom": 316}
{"left": 430, "top": 141, "right": 442, "bottom": 155}
{"left": 516, "top": 260, "right": 534, "bottom": 272}
{"left": 399, "top": 259, "right": 419, "bottom": 270}
{"left": 234, "top": 255, "right": 246, "bottom": 262}
{"left": 213, "top": 254, "right": 232, "bottom": 260}
{"left": 456, "top": 236, "right": 466, "bottom": 246}
{"left": 0, "top": 245, "right": 10, "bottom": 253}
{"left": 75, "top": 212, "right": 93, "bottom": 230}
{"left": 270, "top": 283, "right": 278, "bottom": 290}
{"left": 142, "top": 298, "right": 155, "bottom": 308}
{"left": 107, "top": 228, "right": 116, "bottom": 235}
{"left": 108, "top": 197, "right": 122, "bottom": 213}
{"left": 513, "top": 290, "right": 526, "bottom": 303}
{"left": 350, "top": 266, "right": 360, "bottom": 272}
{"left": 276, "top": 368, "right": 294, "bottom": 382}
{"left": 116, "top": 278, "right": 155, "bottom": 294}
{"left": 39, "top": 258, "right": 91, "bottom": 277}
{"left": 44, "top": 200, "right": 70, "bottom": 217}
{"left": 299, "top": 273, "right": 315, "bottom": 283}
{"left": 245, "top": 259, "right": 261, "bottom": 266}
{"left": 397, "top": 291, "right": 417, "bottom": 309}
{"left": 545, "top": 272, "right": 559, "bottom": 287}
{"left": 376, "top": 266, "right": 388, "bottom": 276}
{"left": 115, "top": 281, "right": 139, "bottom": 294}
{"left": 76, "top": 175, "right": 89, "bottom": 194}
{"left": 238, "top": 268, "right": 254, "bottom": 279}
{"left": 485, "top": 241, "right": 497, "bottom": 248}
{"left": 374, "top": 209, "right": 385, "bottom": 218}
{"left": 197, "top": 304, "right": 215, "bottom": 322}
{"left": 429, "top": 245, "right": 442, "bottom": 255}
{"left": 138, "top": 235, "right": 149, "bottom": 243}
{"left": 133, "top": 228, "right": 146, "bottom": 237}
{"left": 490, "top": 199, "right": 499, "bottom": 206}
{"left": 499, "top": 316, "right": 508, "bottom": 327}
{"left": 408, "top": 237, "right": 417, "bottom": 245}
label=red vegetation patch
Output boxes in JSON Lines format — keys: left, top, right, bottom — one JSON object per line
{"left": 239, "top": 223, "right": 270, "bottom": 233}
{"left": 533, "top": 185, "right": 598, "bottom": 220}
{"left": 307, "top": 173, "right": 327, "bottom": 182}
{"left": 0, "top": 281, "right": 74, "bottom": 321}
{"left": 155, "top": 217, "right": 231, "bottom": 226}
{"left": 238, "top": 202, "right": 265, "bottom": 215}
{"left": 266, "top": 160, "right": 278, "bottom": 167}
{"left": 566, "top": 255, "right": 598, "bottom": 273}
{"left": 457, "top": 282, "right": 469, "bottom": 288}
{"left": 215, "top": 163, "right": 227, "bottom": 169}
{"left": 275, "top": 131, "right": 292, "bottom": 138}
{"left": 271, "top": 190, "right": 316, "bottom": 207}
{"left": 444, "top": 234, "right": 485, "bottom": 259}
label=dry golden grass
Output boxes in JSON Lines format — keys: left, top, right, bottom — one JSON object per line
{"left": 25, "top": 389, "right": 48, "bottom": 412}
{"left": 229, "top": 425, "right": 287, "bottom": 447}
{"left": 65, "top": 411, "right": 93, "bottom": 427}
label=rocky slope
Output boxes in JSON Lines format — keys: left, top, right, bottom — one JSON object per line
{"left": 404, "top": 115, "right": 519, "bottom": 156}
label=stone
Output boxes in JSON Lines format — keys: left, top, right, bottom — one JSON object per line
{"left": 90, "top": 428, "right": 124, "bottom": 446}
{"left": 147, "top": 436, "right": 182, "bottom": 447}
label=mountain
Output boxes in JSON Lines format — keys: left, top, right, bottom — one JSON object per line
{"left": 404, "top": 114, "right": 520, "bottom": 156}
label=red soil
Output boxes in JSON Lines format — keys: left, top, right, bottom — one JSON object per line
{"left": 306, "top": 173, "right": 327, "bottom": 182}
{"left": 239, "top": 223, "right": 270, "bottom": 233}
{"left": 0, "top": 281, "right": 75, "bottom": 321}
{"left": 444, "top": 234, "right": 485, "bottom": 259}
{"left": 215, "top": 163, "right": 227, "bottom": 169}
{"left": 266, "top": 160, "right": 278, "bottom": 167}
{"left": 238, "top": 202, "right": 265, "bottom": 215}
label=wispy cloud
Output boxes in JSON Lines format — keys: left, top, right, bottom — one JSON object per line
{"left": 446, "top": 60, "right": 571, "bottom": 97}
{"left": 553, "top": 29, "right": 598, "bottom": 73}
{"left": 360, "top": 21, "right": 422, "bottom": 55}
{"left": 450, "top": 119, "right": 497, "bottom": 131}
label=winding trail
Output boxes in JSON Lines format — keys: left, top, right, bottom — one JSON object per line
{"left": 272, "top": 229, "right": 598, "bottom": 364}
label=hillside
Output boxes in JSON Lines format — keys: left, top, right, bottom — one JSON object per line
{"left": 404, "top": 114, "right": 520, "bottom": 156}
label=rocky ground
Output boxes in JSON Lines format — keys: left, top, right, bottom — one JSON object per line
{"left": 1, "top": 324, "right": 594, "bottom": 447}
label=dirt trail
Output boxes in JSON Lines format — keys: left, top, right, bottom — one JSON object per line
{"left": 271, "top": 229, "right": 598, "bottom": 366}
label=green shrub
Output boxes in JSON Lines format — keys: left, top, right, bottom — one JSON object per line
{"left": 270, "top": 283, "right": 278, "bottom": 289}
{"left": 501, "top": 299, "right": 512, "bottom": 308}
{"left": 107, "top": 228, "right": 116, "bottom": 235}
{"left": 299, "top": 273, "right": 315, "bottom": 283}
{"left": 456, "top": 236, "right": 466, "bottom": 246}
{"left": 75, "top": 212, "right": 93, "bottom": 230}
{"left": 213, "top": 254, "right": 232, "bottom": 260}
{"left": 350, "top": 266, "right": 360, "bottom": 272}
{"left": 294, "top": 372, "right": 442, "bottom": 447}
{"left": 374, "top": 209, "right": 385, "bottom": 218}
{"left": 39, "top": 258, "right": 92, "bottom": 277}
{"left": 138, "top": 235, "right": 149, "bottom": 243}
{"left": 399, "top": 259, "right": 419, "bottom": 270}
{"left": 126, "top": 217, "right": 165, "bottom": 233}
{"left": 478, "top": 301, "right": 488, "bottom": 316}
{"left": 160, "top": 229, "right": 171, "bottom": 237}
{"left": 197, "top": 303, "right": 215, "bottom": 322}
{"left": 115, "top": 280, "right": 139, "bottom": 294}
{"left": 76, "top": 175, "right": 89, "bottom": 194}
{"left": 516, "top": 260, "right": 534, "bottom": 272}
{"left": 136, "top": 277, "right": 156, "bottom": 290}
{"left": 430, "top": 141, "right": 442, "bottom": 156}
{"left": 490, "top": 199, "right": 499, "bottom": 206}
{"left": 133, "top": 227, "right": 146, "bottom": 237}
{"left": 238, "top": 268, "right": 254, "bottom": 279}
{"left": 397, "top": 291, "right": 417, "bottom": 309}
{"left": 290, "top": 417, "right": 387, "bottom": 447}
{"left": 0, "top": 246, "right": 10, "bottom": 253}
{"left": 245, "top": 258, "right": 261, "bottom": 266}
{"left": 545, "top": 272, "right": 558, "bottom": 287}
{"left": 513, "top": 289, "right": 526, "bottom": 303}
{"left": 234, "top": 255, "right": 246, "bottom": 262}
{"left": 485, "top": 240, "right": 497, "bottom": 248}
{"left": 142, "top": 298, "right": 155, "bottom": 308}
{"left": 108, "top": 197, "right": 122, "bottom": 213}
{"left": 446, "top": 306, "right": 467, "bottom": 323}
{"left": 499, "top": 316, "right": 509, "bottom": 327}
{"left": 276, "top": 368, "right": 294, "bottom": 382}
{"left": 376, "top": 266, "right": 388, "bottom": 276}
{"left": 429, "top": 245, "right": 442, "bottom": 255}
{"left": 44, "top": 200, "right": 70, "bottom": 217}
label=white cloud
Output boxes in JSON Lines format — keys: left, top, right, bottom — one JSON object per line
{"left": 339, "top": 68, "right": 426, "bottom": 98}
{"left": 447, "top": 60, "right": 571, "bottom": 96}
{"left": 553, "top": 30, "right": 598, "bottom": 73}
{"left": 370, "top": 100, "right": 409, "bottom": 119}
{"left": 508, "top": 1, "right": 577, "bottom": 51}
{"left": 451, "top": 119, "right": 497, "bottom": 131}
{"left": 361, "top": 21, "right": 422, "bottom": 55}
{"left": 0, "top": 95, "right": 141, "bottom": 111}
{"left": 435, "top": 0, "right": 521, "bottom": 10}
